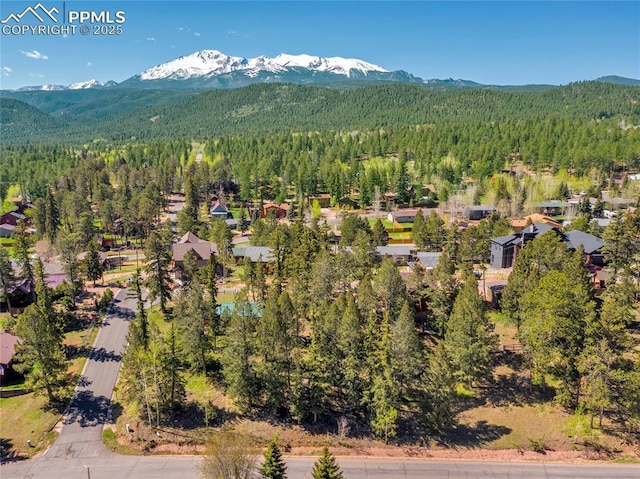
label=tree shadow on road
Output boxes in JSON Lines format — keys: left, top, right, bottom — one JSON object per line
{"left": 89, "top": 347, "right": 122, "bottom": 363}
{"left": 0, "top": 437, "right": 25, "bottom": 464}
{"left": 63, "top": 390, "right": 111, "bottom": 428}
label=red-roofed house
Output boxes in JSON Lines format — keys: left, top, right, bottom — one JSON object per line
{"left": 0, "top": 332, "right": 20, "bottom": 385}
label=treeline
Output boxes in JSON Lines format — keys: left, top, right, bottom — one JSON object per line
{"left": 3, "top": 113, "right": 639, "bottom": 217}
{"left": 2, "top": 81, "right": 640, "bottom": 143}
{"left": 118, "top": 209, "right": 640, "bottom": 439}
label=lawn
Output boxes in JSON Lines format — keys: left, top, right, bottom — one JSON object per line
{"left": 0, "top": 321, "right": 100, "bottom": 460}
{"left": 0, "top": 393, "right": 60, "bottom": 458}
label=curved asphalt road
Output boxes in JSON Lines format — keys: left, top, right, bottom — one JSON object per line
{"left": 2, "top": 289, "right": 639, "bottom": 479}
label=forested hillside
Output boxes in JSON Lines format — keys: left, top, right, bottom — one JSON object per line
{"left": 2, "top": 81, "right": 639, "bottom": 144}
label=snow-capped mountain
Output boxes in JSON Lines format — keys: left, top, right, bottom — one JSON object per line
{"left": 18, "top": 84, "right": 67, "bottom": 92}
{"left": 138, "top": 50, "right": 389, "bottom": 81}
{"left": 17, "top": 79, "right": 117, "bottom": 91}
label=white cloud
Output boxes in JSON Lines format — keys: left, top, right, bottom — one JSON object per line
{"left": 227, "top": 30, "right": 238, "bottom": 37}
{"left": 29, "top": 73, "right": 45, "bottom": 78}
{"left": 2, "top": 67, "right": 11, "bottom": 77}
{"left": 147, "top": 37, "right": 155, "bottom": 41}
{"left": 194, "top": 32, "right": 200, "bottom": 37}
{"left": 86, "top": 62, "right": 93, "bottom": 67}
{"left": 20, "top": 50, "right": 48, "bottom": 60}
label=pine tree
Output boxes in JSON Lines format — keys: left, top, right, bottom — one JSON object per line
{"left": 13, "top": 220, "right": 34, "bottom": 287}
{"left": 222, "top": 301, "right": 258, "bottom": 411}
{"left": 84, "top": 240, "right": 103, "bottom": 286}
{"left": 311, "top": 446, "right": 344, "bottom": 479}
{"left": 259, "top": 435, "right": 287, "bottom": 479}
{"left": 174, "top": 282, "right": 212, "bottom": 373}
{"left": 371, "top": 218, "right": 389, "bottom": 246}
{"left": 520, "top": 270, "right": 596, "bottom": 407}
{"left": 144, "top": 225, "right": 173, "bottom": 314}
{"left": 337, "top": 296, "right": 364, "bottom": 407}
{"left": 14, "top": 260, "right": 66, "bottom": 402}
{"left": 0, "top": 247, "right": 16, "bottom": 315}
{"left": 443, "top": 275, "right": 497, "bottom": 388}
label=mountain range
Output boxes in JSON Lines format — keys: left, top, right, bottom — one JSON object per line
{"left": 10, "top": 49, "right": 640, "bottom": 92}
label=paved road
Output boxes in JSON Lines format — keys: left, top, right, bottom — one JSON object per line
{"left": 3, "top": 289, "right": 639, "bottom": 479}
{"left": 49, "top": 289, "right": 135, "bottom": 459}
{"left": 4, "top": 454, "right": 640, "bottom": 479}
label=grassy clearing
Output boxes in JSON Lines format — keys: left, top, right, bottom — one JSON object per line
{"left": 0, "top": 320, "right": 99, "bottom": 460}
{"left": 0, "top": 393, "right": 60, "bottom": 458}
{"left": 457, "top": 402, "right": 629, "bottom": 454}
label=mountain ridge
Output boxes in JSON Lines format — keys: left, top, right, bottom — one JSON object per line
{"left": 10, "top": 48, "right": 637, "bottom": 92}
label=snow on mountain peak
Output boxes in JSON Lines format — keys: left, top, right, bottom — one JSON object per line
{"left": 272, "top": 54, "right": 387, "bottom": 77}
{"left": 138, "top": 50, "right": 388, "bottom": 80}
{"left": 68, "top": 79, "right": 104, "bottom": 89}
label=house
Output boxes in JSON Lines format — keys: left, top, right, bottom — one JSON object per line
{"left": 0, "top": 224, "right": 15, "bottom": 238}
{"left": 490, "top": 222, "right": 604, "bottom": 269}
{"left": 375, "top": 245, "right": 414, "bottom": 264}
{"left": 308, "top": 194, "right": 332, "bottom": 208}
{"left": 262, "top": 203, "right": 291, "bottom": 219}
{"left": 225, "top": 218, "right": 250, "bottom": 230}
{"left": 535, "top": 201, "right": 570, "bottom": 217}
{"left": 490, "top": 222, "right": 556, "bottom": 269}
{"left": 97, "top": 236, "right": 115, "bottom": 250}
{"left": 487, "top": 283, "right": 508, "bottom": 309}
{"left": 564, "top": 230, "right": 605, "bottom": 265}
{"left": 210, "top": 201, "right": 232, "bottom": 219}
{"left": 171, "top": 232, "right": 218, "bottom": 278}
{"left": 510, "top": 214, "right": 561, "bottom": 232}
{"left": 0, "top": 332, "right": 20, "bottom": 385}
{"left": 337, "top": 197, "right": 359, "bottom": 210}
{"left": 415, "top": 251, "right": 442, "bottom": 270}
{"left": 77, "top": 251, "right": 113, "bottom": 271}
{"left": 462, "top": 205, "right": 496, "bottom": 221}
{"left": 232, "top": 246, "right": 275, "bottom": 263}
{"left": 387, "top": 209, "right": 422, "bottom": 224}
{"left": 0, "top": 211, "right": 26, "bottom": 227}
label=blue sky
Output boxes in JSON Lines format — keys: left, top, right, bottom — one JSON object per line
{"left": 1, "top": 1, "right": 638, "bottom": 89}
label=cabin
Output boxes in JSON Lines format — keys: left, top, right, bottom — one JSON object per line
{"left": 337, "top": 197, "right": 359, "bottom": 210}
{"left": 262, "top": 203, "right": 291, "bottom": 219}
{"left": 535, "top": 201, "right": 570, "bottom": 217}
{"left": 387, "top": 209, "right": 422, "bottom": 224}
{"left": 0, "top": 211, "right": 26, "bottom": 227}
{"left": 210, "top": 201, "right": 232, "bottom": 219}
{"left": 0, "top": 224, "right": 15, "bottom": 238}
{"left": 415, "top": 251, "right": 442, "bottom": 270}
{"left": 308, "top": 194, "right": 332, "bottom": 208}
{"left": 375, "top": 245, "right": 414, "bottom": 264}
{"left": 0, "top": 332, "right": 20, "bottom": 385}
{"left": 510, "top": 214, "right": 561, "bottom": 233}
{"left": 462, "top": 205, "right": 496, "bottom": 221}
{"left": 232, "top": 245, "right": 275, "bottom": 263}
